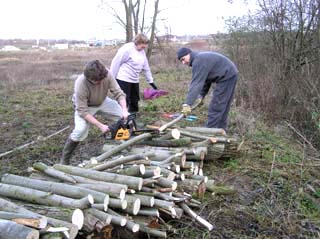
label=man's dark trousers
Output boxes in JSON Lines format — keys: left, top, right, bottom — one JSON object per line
{"left": 206, "top": 74, "right": 238, "bottom": 130}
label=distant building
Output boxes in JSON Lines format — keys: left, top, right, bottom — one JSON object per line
{"left": 1, "top": 45, "right": 21, "bottom": 51}
{"left": 53, "top": 43, "right": 69, "bottom": 50}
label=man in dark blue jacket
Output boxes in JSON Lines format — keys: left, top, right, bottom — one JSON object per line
{"left": 177, "top": 47, "right": 238, "bottom": 132}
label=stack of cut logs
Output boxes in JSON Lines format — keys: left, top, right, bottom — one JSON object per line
{"left": 0, "top": 126, "right": 241, "bottom": 239}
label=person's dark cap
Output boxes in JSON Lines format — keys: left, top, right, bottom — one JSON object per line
{"left": 84, "top": 60, "right": 108, "bottom": 81}
{"left": 176, "top": 47, "right": 192, "bottom": 60}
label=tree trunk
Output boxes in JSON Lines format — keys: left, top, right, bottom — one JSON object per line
{"left": 0, "top": 211, "right": 47, "bottom": 229}
{"left": 146, "top": 0, "right": 160, "bottom": 60}
{"left": 33, "top": 162, "right": 76, "bottom": 184}
{"left": 0, "top": 198, "right": 78, "bottom": 239}
{"left": 0, "top": 183, "right": 91, "bottom": 209}
{"left": 0, "top": 219, "right": 39, "bottom": 239}
{"left": 53, "top": 164, "right": 143, "bottom": 191}
{"left": 92, "top": 152, "right": 154, "bottom": 171}
{"left": 94, "top": 133, "right": 152, "bottom": 163}
{"left": 1, "top": 174, "right": 107, "bottom": 204}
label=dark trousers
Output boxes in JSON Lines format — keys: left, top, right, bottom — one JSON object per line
{"left": 206, "top": 74, "right": 238, "bottom": 130}
{"left": 117, "top": 79, "right": 140, "bottom": 113}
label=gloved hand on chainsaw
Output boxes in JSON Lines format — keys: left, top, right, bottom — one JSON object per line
{"left": 149, "top": 82, "right": 158, "bottom": 90}
{"left": 181, "top": 104, "right": 191, "bottom": 116}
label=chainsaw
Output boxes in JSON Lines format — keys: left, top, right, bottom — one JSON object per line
{"left": 105, "top": 114, "right": 159, "bottom": 140}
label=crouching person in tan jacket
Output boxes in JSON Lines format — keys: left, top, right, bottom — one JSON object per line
{"left": 61, "top": 60, "right": 128, "bottom": 165}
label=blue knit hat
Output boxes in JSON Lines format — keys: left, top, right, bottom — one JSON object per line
{"left": 177, "top": 47, "right": 192, "bottom": 60}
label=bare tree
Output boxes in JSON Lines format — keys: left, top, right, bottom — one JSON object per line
{"left": 101, "top": 0, "right": 161, "bottom": 56}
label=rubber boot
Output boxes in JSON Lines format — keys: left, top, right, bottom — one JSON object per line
{"left": 60, "top": 137, "right": 79, "bottom": 165}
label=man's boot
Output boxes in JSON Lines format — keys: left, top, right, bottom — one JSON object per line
{"left": 60, "top": 137, "right": 79, "bottom": 165}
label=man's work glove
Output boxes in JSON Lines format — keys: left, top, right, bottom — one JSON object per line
{"left": 194, "top": 96, "right": 204, "bottom": 107}
{"left": 149, "top": 82, "right": 158, "bottom": 90}
{"left": 181, "top": 104, "right": 191, "bottom": 116}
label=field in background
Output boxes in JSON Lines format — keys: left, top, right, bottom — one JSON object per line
{"left": 0, "top": 46, "right": 319, "bottom": 238}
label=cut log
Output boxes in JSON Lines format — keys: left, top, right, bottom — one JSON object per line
{"left": 125, "top": 194, "right": 154, "bottom": 207}
{"left": 0, "top": 211, "right": 47, "bottom": 229}
{"left": 107, "top": 208, "right": 139, "bottom": 232}
{"left": 108, "top": 198, "right": 127, "bottom": 210}
{"left": 0, "top": 183, "right": 92, "bottom": 209}
{"left": 116, "top": 164, "right": 145, "bottom": 177}
{"left": 53, "top": 164, "right": 143, "bottom": 191}
{"left": 138, "top": 207, "right": 159, "bottom": 217}
{"left": 177, "top": 179, "right": 206, "bottom": 198}
{"left": 156, "top": 177, "right": 177, "bottom": 191}
{"left": 94, "top": 133, "right": 153, "bottom": 162}
{"left": 185, "top": 126, "right": 226, "bottom": 136}
{"left": 139, "top": 137, "right": 191, "bottom": 147}
{"left": 123, "top": 196, "right": 141, "bottom": 215}
{"left": 0, "top": 219, "right": 39, "bottom": 239}
{"left": 76, "top": 183, "right": 125, "bottom": 200}
{"left": 179, "top": 202, "right": 214, "bottom": 231}
{"left": 0, "top": 198, "right": 78, "bottom": 239}
{"left": 1, "top": 174, "right": 107, "bottom": 204}
{"left": 33, "top": 162, "right": 76, "bottom": 184}
{"left": 83, "top": 208, "right": 112, "bottom": 225}
{"left": 92, "top": 152, "right": 154, "bottom": 171}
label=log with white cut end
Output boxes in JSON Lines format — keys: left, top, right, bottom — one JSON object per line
{"left": 1, "top": 173, "right": 109, "bottom": 204}
{"left": 94, "top": 133, "right": 153, "bottom": 162}
{"left": 0, "top": 219, "right": 39, "bottom": 239}
{"left": 76, "top": 183, "right": 125, "bottom": 200}
{"left": 92, "top": 152, "right": 154, "bottom": 171}
{"left": 156, "top": 177, "right": 177, "bottom": 191}
{"left": 177, "top": 179, "right": 206, "bottom": 198}
{"left": 33, "top": 162, "right": 76, "bottom": 184}
{"left": 0, "top": 183, "right": 92, "bottom": 209}
{"left": 108, "top": 198, "right": 127, "bottom": 210}
{"left": 143, "top": 166, "right": 161, "bottom": 178}
{"left": 83, "top": 208, "right": 112, "bottom": 225}
{"left": 107, "top": 208, "right": 139, "bottom": 232}
{"left": 179, "top": 202, "right": 214, "bottom": 231}
{"left": 123, "top": 196, "right": 141, "bottom": 215}
{"left": 15, "top": 203, "right": 84, "bottom": 230}
{"left": 0, "top": 211, "right": 47, "bottom": 229}
{"left": 0, "top": 198, "right": 78, "bottom": 239}
{"left": 125, "top": 194, "right": 154, "bottom": 207}
{"left": 53, "top": 164, "right": 143, "bottom": 191}
{"left": 116, "top": 164, "right": 145, "bottom": 177}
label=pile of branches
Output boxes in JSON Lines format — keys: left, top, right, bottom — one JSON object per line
{"left": 0, "top": 125, "right": 242, "bottom": 239}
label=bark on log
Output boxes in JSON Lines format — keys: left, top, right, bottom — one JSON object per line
{"left": 107, "top": 208, "right": 139, "bottom": 232}
{"left": 94, "top": 133, "right": 153, "bottom": 162}
{"left": 125, "top": 194, "right": 154, "bottom": 207}
{"left": 0, "top": 183, "right": 91, "bottom": 209}
{"left": 116, "top": 164, "right": 145, "bottom": 177}
{"left": 76, "top": 183, "right": 126, "bottom": 200}
{"left": 0, "top": 211, "right": 47, "bottom": 229}
{"left": 156, "top": 177, "right": 177, "bottom": 191}
{"left": 0, "top": 198, "right": 78, "bottom": 239}
{"left": 53, "top": 164, "right": 143, "bottom": 191}
{"left": 108, "top": 198, "right": 127, "bottom": 210}
{"left": 0, "top": 219, "right": 39, "bottom": 239}
{"left": 123, "top": 196, "right": 141, "bottom": 215}
{"left": 179, "top": 202, "right": 214, "bottom": 231}
{"left": 17, "top": 203, "right": 84, "bottom": 230}
{"left": 138, "top": 207, "right": 159, "bottom": 217}
{"left": 185, "top": 126, "right": 226, "bottom": 136}
{"left": 92, "top": 152, "right": 154, "bottom": 171}
{"left": 1, "top": 174, "right": 107, "bottom": 204}
{"left": 139, "top": 137, "right": 191, "bottom": 147}
{"left": 33, "top": 162, "right": 76, "bottom": 184}
{"left": 81, "top": 209, "right": 105, "bottom": 232}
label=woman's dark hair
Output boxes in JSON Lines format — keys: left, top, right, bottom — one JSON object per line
{"left": 84, "top": 60, "right": 108, "bottom": 81}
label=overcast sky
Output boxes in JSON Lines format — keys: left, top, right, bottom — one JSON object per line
{"left": 0, "top": 0, "right": 257, "bottom": 40}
